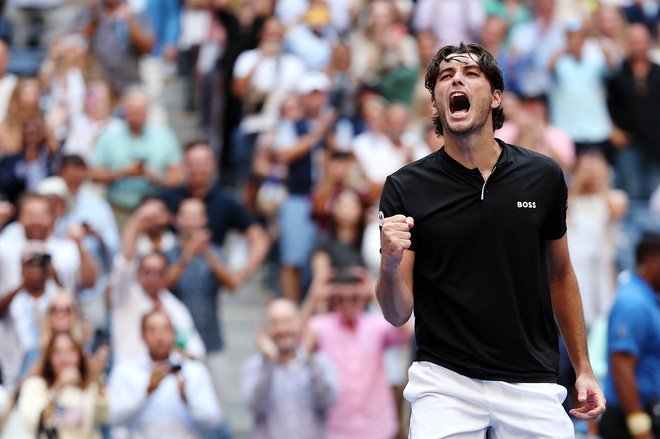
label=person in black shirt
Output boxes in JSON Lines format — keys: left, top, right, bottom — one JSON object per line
{"left": 607, "top": 23, "right": 660, "bottom": 200}
{"left": 376, "top": 42, "right": 606, "bottom": 438}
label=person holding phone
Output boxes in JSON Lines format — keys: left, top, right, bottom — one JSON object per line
{"left": 108, "top": 309, "right": 222, "bottom": 439}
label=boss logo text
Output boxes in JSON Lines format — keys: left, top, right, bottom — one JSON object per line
{"left": 517, "top": 201, "right": 536, "bottom": 208}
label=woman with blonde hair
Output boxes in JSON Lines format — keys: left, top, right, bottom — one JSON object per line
{"left": 0, "top": 78, "right": 47, "bottom": 156}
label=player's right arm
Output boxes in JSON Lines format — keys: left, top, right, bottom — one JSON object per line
{"left": 376, "top": 214, "right": 415, "bottom": 327}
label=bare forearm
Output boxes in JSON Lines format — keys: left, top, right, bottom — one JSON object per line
{"left": 550, "top": 269, "right": 592, "bottom": 375}
{"left": 376, "top": 265, "right": 413, "bottom": 327}
{"left": 166, "top": 259, "right": 188, "bottom": 289}
{"left": 121, "top": 220, "right": 141, "bottom": 261}
{"left": 243, "top": 226, "right": 270, "bottom": 277}
{"left": 611, "top": 354, "right": 645, "bottom": 414}
{"left": 0, "top": 286, "right": 20, "bottom": 317}
{"left": 127, "top": 16, "right": 155, "bottom": 54}
{"left": 78, "top": 244, "right": 99, "bottom": 289}
{"left": 204, "top": 250, "right": 238, "bottom": 291}
{"left": 90, "top": 167, "right": 120, "bottom": 184}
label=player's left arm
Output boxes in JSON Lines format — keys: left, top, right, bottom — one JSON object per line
{"left": 547, "top": 235, "right": 607, "bottom": 420}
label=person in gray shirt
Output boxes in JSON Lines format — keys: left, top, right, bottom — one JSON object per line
{"left": 241, "top": 298, "right": 339, "bottom": 439}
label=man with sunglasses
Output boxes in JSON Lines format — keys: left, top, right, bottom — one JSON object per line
{"left": 309, "top": 267, "right": 412, "bottom": 439}
{"left": 0, "top": 243, "right": 63, "bottom": 388}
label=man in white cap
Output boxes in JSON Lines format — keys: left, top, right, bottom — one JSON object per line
{"left": 273, "top": 71, "right": 336, "bottom": 302}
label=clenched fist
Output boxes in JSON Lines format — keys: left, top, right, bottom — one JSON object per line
{"left": 380, "top": 214, "right": 414, "bottom": 269}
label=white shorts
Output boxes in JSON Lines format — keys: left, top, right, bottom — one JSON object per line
{"left": 404, "top": 361, "right": 574, "bottom": 439}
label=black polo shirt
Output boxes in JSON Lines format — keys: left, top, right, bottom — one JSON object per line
{"left": 379, "top": 140, "right": 567, "bottom": 383}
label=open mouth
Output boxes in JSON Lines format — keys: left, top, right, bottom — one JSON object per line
{"left": 449, "top": 92, "right": 470, "bottom": 115}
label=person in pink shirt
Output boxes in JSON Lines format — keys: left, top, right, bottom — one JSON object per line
{"left": 308, "top": 267, "right": 412, "bottom": 439}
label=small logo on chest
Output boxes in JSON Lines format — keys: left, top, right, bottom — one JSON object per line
{"left": 516, "top": 201, "right": 536, "bottom": 208}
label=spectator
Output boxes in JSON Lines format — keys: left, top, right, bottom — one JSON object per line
{"left": 275, "top": 0, "right": 350, "bottom": 35}
{"left": 213, "top": 0, "right": 270, "bottom": 182}
{"left": 158, "top": 141, "right": 270, "bottom": 284}
{"left": 592, "top": 4, "right": 628, "bottom": 66}
{"left": 508, "top": 0, "right": 565, "bottom": 98}
{"left": 622, "top": 0, "right": 660, "bottom": 39}
{"left": 484, "top": 0, "right": 531, "bottom": 30}
{"left": 0, "top": 78, "right": 47, "bottom": 157}
{"left": 351, "top": 96, "right": 414, "bottom": 203}
{"left": 568, "top": 151, "right": 628, "bottom": 330}
{"left": 164, "top": 198, "right": 239, "bottom": 397}
{"left": 109, "top": 204, "right": 205, "bottom": 365}
{"left": 311, "top": 188, "right": 368, "bottom": 282}
{"left": 324, "top": 41, "right": 358, "bottom": 124}
{"left": 284, "top": 0, "right": 337, "bottom": 71}
{"left": 81, "top": 0, "right": 154, "bottom": 94}
{"left": 61, "top": 80, "right": 118, "bottom": 164}
{"left": 409, "top": 30, "right": 438, "bottom": 135}
{"left": 0, "top": 243, "right": 68, "bottom": 384}
{"left": 496, "top": 93, "right": 576, "bottom": 171}
{"left": 600, "top": 232, "right": 660, "bottom": 438}
{"left": 133, "top": 0, "right": 181, "bottom": 125}
{"left": 57, "top": 154, "right": 120, "bottom": 334}
{"left": 90, "top": 86, "right": 182, "bottom": 225}
{"left": 134, "top": 198, "right": 176, "bottom": 257}
{"left": 242, "top": 298, "right": 339, "bottom": 439}
{"left": 273, "top": 72, "right": 336, "bottom": 302}
{"left": 607, "top": 23, "right": 660, "bottom": 200}
{"left": 0, "top": 192, "right": 97, "bottom": 296}
{"left": 351, "top": 0, "right": 419, "bottom": 103}
{"left": 231, "top": 16, "right": 306, "bottom": 190}
{"left": 108, "top": 309, "right": 222, "bottom": 438}
{"left": 411, "top": 0, "right": 484, "bottom": 49}
{"left": 548, "top": 20, "right": 617, "bottom": 161}
{"left": 307, "top": 268, "right": 412, "bottom": 439}
{"left": 311, "top": 150, "right": 362, "bottom": 232}
{"left": 0, "top": 40, "right": 18, "bottom": 122}
{"left": 57, "top": 154, "right": 120, "bottom": 276}
{"left": 0, "top": 118, "right": 60, "bottom": 204}
{"left": 479, "top": 15, "right": 519, "bottom": 95}
{"left": 40, "top": 33, "right": 90, "bottom": 145}
{"left": 16, "top": 332, "right": 108, "bottom": 439}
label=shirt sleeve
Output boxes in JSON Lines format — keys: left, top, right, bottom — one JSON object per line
{"left": 607, "top": 296, "right": 649, "bottom": 357}
{"left": 379, "top": 175, "right": 414, "bottom": 250}
{"left": 182, "top": 361, "right": 222, "bottom": 428}
{"left": 108, "top": 362, "right": 149, "bottom": 425}
{"left": 240, "top": 354, "right": 274, "bottom": 417}
{"left": 540, "top": 166, "right": 568, "bottom": 240}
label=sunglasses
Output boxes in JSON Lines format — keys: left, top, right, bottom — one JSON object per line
{"left": 332, "top": 294, "right": 363, "bottom": 304}
{"left": 49, "top": 306, "right": 72, "bottom": 315}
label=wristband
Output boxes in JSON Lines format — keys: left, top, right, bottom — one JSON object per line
{"left": 626, "top": 411, "right": 652, "bottom": 436}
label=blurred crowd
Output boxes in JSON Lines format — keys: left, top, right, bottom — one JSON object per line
{"left": 0, "top": 0, "right": 658, "bottom": 438}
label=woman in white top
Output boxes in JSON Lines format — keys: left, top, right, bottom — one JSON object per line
{"left": 17, "top": 332, "right": 108, "bottom": 439}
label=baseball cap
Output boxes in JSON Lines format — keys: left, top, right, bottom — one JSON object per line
{"left": 21, "top": 240, "right": 50, "bottom": 265}
{"left": 297, "top": 71, "right": 331, "bottom": 95}
{"left": 36, "top": 176, "right": 69, "bottom": 200}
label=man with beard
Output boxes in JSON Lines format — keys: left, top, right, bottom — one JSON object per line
{"left": 377, "top": 43, "right": 605, "bottom": 437}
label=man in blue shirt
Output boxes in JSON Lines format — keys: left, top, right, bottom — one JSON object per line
{"left": 601, "top": 232, "right": 660, "bottom": 439}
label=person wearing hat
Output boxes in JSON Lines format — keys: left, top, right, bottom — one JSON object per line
{"left": 272, "top": 71, "right": 336, "bottom": 303}
{"left": 284, "top": 0, "right": 336, "bottom": 71}
{"left": 0, "top": 241, "right": 68, "bottom": 386}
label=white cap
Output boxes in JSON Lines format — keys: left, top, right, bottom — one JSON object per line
{"left": 297, "top": 71, "right": 331, "bottom": 94}
{"left": 36, "top": 176, "right": 69, "bottom": 199}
